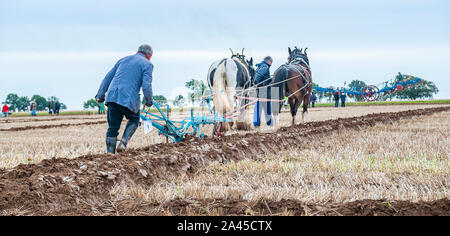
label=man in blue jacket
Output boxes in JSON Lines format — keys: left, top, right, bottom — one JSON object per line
{"left": 310, "top": 92, "right": 317, "bottom": 108}
{"left": 253, "top": 56, "right": 273, "bottom": 128}
{"left": 96, "top": 44, "right": 154, "bottom": 154}
{"left": 333, "top": 90, "right": 340, "bottom": 108}
{"left": 340, "top": 91, "right": 347, "bottom": 107}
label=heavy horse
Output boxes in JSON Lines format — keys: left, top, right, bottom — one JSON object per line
{"left": 271, "top": 47, "right": 312, "bottom": 128}
{"left": 207, "top": 49, "right": 255, "bottom": 135}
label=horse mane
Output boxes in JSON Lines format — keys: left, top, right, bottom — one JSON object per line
{"left": 289, "top": 47, "right": 310, "bottom": 67}
{"left": 233, "top": 57, "right": 249, "bottom": 73}
{"left": 229, "top": 49, "right": 255, "bottom": 86}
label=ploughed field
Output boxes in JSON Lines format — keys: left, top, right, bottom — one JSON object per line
{"left": 0, "top": 104, "right": 449, "bottom": 215}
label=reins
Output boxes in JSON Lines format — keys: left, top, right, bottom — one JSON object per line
{"left": 223, "top": 60, "right": 311, "bottom": 118}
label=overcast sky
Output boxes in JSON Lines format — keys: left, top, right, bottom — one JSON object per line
{"left": 1, "top": 0, "right": 449, "bottom": 109}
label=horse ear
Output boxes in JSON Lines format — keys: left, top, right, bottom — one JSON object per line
{"left": 300, "top": 48, "right": 303, "bottom": 53}
{"left": 304, "top": 48, "right": 308, "bottom": 54}
{"left": 249, "top": 57, "right": 253, "bottom": 65}
{"left": 288, "top": 47, "right": 292, "bottom": 55}
{"left": 229, "top": 48, "right": 234, "bottom": 56}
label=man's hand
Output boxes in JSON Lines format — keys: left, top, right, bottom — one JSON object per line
{"left": 96, "top": 98, "right": 105, "bottom": 103}
{"left": 145, "top": 101, "right": 153, "bottom": 108}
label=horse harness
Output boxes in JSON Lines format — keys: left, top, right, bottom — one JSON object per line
{"left": 284, "top": 58, "right": 310, "bottom": 82}
{"left": 280, "top": 58, "right": 312, "bottom": 99}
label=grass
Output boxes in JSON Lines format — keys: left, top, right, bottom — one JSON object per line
{"left": 314, "top": 99, "right": 450, "bottom": 107}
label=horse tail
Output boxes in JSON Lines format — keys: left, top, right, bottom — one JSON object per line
{"left": 212, "top": 61, "right": 233, "bottom": 115}
{"left": 271, "top": 66, "right": 288, "bottom": 113}
{"left": 273, "top": 66, "right": 288, "bottom": 98}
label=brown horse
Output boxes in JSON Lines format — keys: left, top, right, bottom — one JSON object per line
{"left": 271, "top": 47, "right": 312, "bottom": 128}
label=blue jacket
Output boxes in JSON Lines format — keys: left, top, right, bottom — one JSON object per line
{"left": 96, "top": 53, "right": 153, "bottom": 114}
{"left": 254, "top": 61, "right": 271, "bottom": 87}
{"left": 340, "top": 93, "right": 347, "bottom": 102}
{"left": 310, "top": 93, "right": 317, "bottom": 102}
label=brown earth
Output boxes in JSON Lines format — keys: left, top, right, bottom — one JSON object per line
{"left": 0, "top": 120, "right": 107, "bottom": 131}
{"left": 0, "top": 106, "right": 449, "bottom": 215}
{"left": 126, "top": 198, "right": 449, "bottom": 216}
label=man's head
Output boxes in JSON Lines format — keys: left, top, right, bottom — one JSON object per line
{"left": 138, "top": 44, "right": 153, "bottom": 60}
{"left": 263, "top": 56, "right": 273, "bottom": 66}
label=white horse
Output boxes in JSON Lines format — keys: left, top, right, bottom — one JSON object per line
{"left": 207, "top": 52, "right": 255, "bottom": 134}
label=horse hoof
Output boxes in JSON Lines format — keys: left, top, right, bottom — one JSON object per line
{"left": 236, "top": 121, "right": 251, "bottom": 130}
{"left": 215, "top": 131, "right": 224, "bottom": 137}
{"left": 215, "top": 126, "right": 224, "bottom": 137}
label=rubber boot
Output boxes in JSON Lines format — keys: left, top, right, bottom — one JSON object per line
{"left": 117, "top": 122, "right": 138, "bottom": 152}
{"left": 106, "top": 137, "right": 117, "bottom": 154}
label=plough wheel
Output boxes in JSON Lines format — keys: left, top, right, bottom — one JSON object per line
{"left": 361, "top": 85, "right": 380, "bottom": 102}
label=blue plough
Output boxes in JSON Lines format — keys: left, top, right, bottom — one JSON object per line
{"left": 139, "top": 102, "right": 230, "bottom": 143}
{"left": 313, "top": 74, "right": 423, "bottom": 101}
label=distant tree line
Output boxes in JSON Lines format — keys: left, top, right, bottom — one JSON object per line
{"left": 82, "top": 76, "right": 438, "bottom": 110}
{"left": 393, "top": 74, "right": 439, "bottom": 100}
{"left": 83, "top": 79, "right": 217, "bottom": 110}
{"left": 83, "top": 99, "right": 99, "bottom": 110}
{"left": 84, "top": 79, "right": 206, "bottom": 110}
{"left": 2, "top": 93, "right": 66, "bottom": 112}
{"left": 84, "top": 94, "right": 183, "bottom": 110}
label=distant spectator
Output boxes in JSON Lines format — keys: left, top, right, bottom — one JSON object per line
{"left": 55, "top": 100, "right": 61, "bottom": 115}
{"left": 48, "top": 100, "right": 53, "bottom": 115}
{"left": 2, "top": 104, "right": 9, "bottom": 117}
{"left": 30, "top": 101, "right": 37, "bottom": 116}
{"left": 397, "top": 72, "right": 403, "bottom": 81}
{"left": 341, "top": 92, "right": 347, "bottom": 107}
{"left": 310, "top": 92, "right": 317, "bottom": 108}
{"left": 333, "top": 91, "right": 340, "bottom": 108}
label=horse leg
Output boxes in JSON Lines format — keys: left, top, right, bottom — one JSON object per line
{"left": 234, "top": 88, "right": 251, "bottom": 130}
{"left": 236, "top": 109, "right": 251, "bottom": 130}
{"left": 289, "top": 97, "right": 300, "bottom": 126}
{"left": 302, "top": 91, "right": 311, "bottom": 123}
{"left": 301, "top": 105, "right": 307, "bottom": 123}
{"left": 222, "top": 121, "right": 231, "bottom": 132}
{"left": 289, "top": 98, "right": 295, "bottom": 126}
{"left": 214, "top": 122, "right": 224, "bottom": 137}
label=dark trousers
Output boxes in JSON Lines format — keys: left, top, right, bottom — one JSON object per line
{"left": 106, "top": 103, "right": 139, "bottom": 137}
{"left": 341, "top": 100, "right": 346, "bottom": 107}
{"left": 334, "top": 100, "right": 339, "bottom": 107}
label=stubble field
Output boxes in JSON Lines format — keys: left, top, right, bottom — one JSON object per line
{"left": 0, "top": 104, "right": 449, "bottom": 215}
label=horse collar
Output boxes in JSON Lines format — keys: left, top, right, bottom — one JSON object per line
{"left": 292, "top": 57, "right": 310, "bottom": 68}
